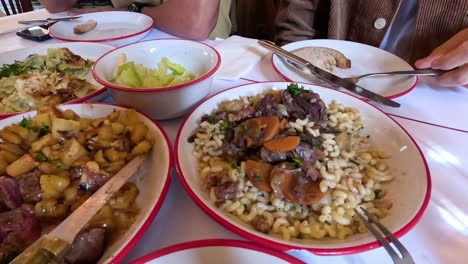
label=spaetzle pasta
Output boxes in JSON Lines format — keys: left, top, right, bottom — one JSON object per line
{"left": 190, "top": 84, "right": 394, "bottom": 241}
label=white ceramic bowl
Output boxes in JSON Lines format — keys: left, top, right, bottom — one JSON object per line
{"left": 0, "top": 42, "right": 115, "bottom": 119}
{"left": 92, "top": 39, "right": 221, "bottom": 120}
{"left": 48, "top": 11, "right": 154, "bottom": 47}
{"left": 0, "top": 103, "right": 172, "bottom": 263}
{"left": 175, "top": 82, "right": 431, "bottom": 255}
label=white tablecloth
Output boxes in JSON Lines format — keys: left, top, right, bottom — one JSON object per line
{"left": 1, "top": 10, "right": 467, "bottom": 264}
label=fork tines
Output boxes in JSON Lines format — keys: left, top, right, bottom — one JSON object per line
{"left": 354, "top": 208, "right": 415, "bottom": 264}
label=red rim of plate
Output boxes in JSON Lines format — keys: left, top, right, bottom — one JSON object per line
{"left": 174, "top": 81, "right": 431, "bottom": 255}
{"left": 270, "top": 53, "right": 419, "bottom": 99}
{"left": 49, "top": 12, "right": 155, "bottom": 43}
{"left": 92, "top": 38, "right": 221, "bottom": 93}
{"left": 131, "top": 239, "right": 305, "bottom": 264}
{"left": 0, "top": 88, "right": 107, "bottom": 120}
{"left": 8, "top": 102, "right": 173, "bottom": 263}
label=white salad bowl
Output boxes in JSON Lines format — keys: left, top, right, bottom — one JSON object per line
{"left": 175, "top": 81, "right": 431, "bottom": 255}
{"left": 0, "top": 103, "right": 172, "bottom": 263}
{"left": 92, "top": 39, "right": 221, "bottom": 120}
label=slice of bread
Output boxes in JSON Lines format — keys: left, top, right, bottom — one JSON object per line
{"left": 73, "top": 19, "right": 97, "bottom": 34}
{"left": 292, "top": 47, "right": 351, "bottom": 72}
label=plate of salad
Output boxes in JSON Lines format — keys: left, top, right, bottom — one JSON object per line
{"left": 0, "top": 42, "right": 114, "bottom": 118}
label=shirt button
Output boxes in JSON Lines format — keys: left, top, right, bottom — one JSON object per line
{"left": 374, "top": 18, "right": 387, "bottom": 30}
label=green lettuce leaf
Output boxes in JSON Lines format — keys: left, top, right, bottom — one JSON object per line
{"left": 111, "top": 56, "right": 195, "bottom": 88}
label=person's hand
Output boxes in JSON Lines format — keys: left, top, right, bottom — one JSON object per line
{"left": 67, "top": 6, "right": 126, "bottom": 15}
{"left": 415, "top": 28, "right": 468, "bottom": 87}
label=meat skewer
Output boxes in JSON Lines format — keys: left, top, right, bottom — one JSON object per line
{"left": 10, "top": 154, "right": 148, "bottom": 263}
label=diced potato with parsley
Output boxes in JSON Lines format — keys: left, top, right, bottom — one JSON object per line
{"left": 60, "top": 138, "right": 88, "bottom": 167}
{"left": 31, "top": 113, "right": 51, "bottom": 128}
{"left": 40, "top": 174, "right": 71, "bottom": 199}
{"left": 31, "top": 133, "right": 57, "bottom": 152}
{"left": 35, "top": 199, "right": 69, "bottom": 219}
{"left": 6, "top": 154, "right": 39, "bottom": 177}
{"left": 51, "top": 116, "right": 80, "bottom": 139}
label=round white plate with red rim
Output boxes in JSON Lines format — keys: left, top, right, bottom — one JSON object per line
{"left": 0, "top": 103, "right": 173, "bottom": 263}
{"left": 0, "top": 42, "right": 115, "bottom": 119}
{"left": 131, "top": 239, "right": 305, "bottom": 264}
{"left": 271, "top": 39, "right": 418, "bottom": 99}
{"left": 175, "top": 81, "right": 431, "bottom": 255}
{"left": 48, "top": 11, "right": 153, "bottom": 47}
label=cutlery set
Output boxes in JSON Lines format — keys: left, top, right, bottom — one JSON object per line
{"left": 259, "top": 40, "right": 446, "bottom": 108}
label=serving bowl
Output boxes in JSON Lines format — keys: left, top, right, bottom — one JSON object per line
{"left": 92, "top": 39, "right": 221, "bottom": 120}
{"left": 175, "top": 82, "right": 431, "bottom": 255}
{"left": 0, "top": 42, "right": 115, "bottom": 119}
{"left": 0, "top": 103, "right": 172, "bottom": 263}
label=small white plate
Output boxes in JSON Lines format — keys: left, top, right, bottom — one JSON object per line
{"left": 175, "top": 82, "right": 431, "bottom": 255}
{"left": 132, "top": 239, "right": 304, "bottom": 264}
{"left": 272, "top": 40, "right": 418, "bottom": 99}
{"left": 49, "top": 11, "right": 154, "bottom": 46}
{"left": 0, "top": 42, "right": 115, "bottom": 118}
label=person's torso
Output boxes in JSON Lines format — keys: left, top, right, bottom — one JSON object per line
{"left": 74, "top": 0, "right": 231, "bottom": 39}
{"left": 327, "top": 0, "right": 468, "bottom": 63}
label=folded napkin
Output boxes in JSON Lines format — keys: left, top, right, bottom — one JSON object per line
{"left": 214, "top": 35, "right": 270, "bottom": 80}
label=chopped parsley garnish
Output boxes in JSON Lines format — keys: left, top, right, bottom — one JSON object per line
{"left": 19, "top": 117, "right": 31, "bottom": 128}
{"left": 0, "top": 61, "right": 27, "bottom": 78}
{"left": 242, "top": 124, "right": 248, "bottom": 132}
{"left": 207, "top": 115, "right": 216, "bottom": 125}
{"left": 254, "top": 172, "right": 262, "bottom": 181}
{"left": 231, "top": 163, "right": 240, "bottom": 171}
{"left": 38, "top": 124, "right": 50, "bottom": 138}
{"left": 35, "top": 152, "right": 47, "bottom": 161}
{"left": 221, "top": 119, "right": 231, "bottom": 130}
{"left": 272, "top": 178, "right": 280, "bottom": 185}
{"left": 312, "top": 140, "right": 321, "bottom": 149}
{"left": 292, "top": 157, "right": 302, "bottom": 165}
{"left": 286, "top": 83, "right": 305, "bottom": 97}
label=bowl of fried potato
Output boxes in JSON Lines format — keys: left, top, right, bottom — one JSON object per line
{"left": 0, "top": 103, "right": 172, "bottom": 263}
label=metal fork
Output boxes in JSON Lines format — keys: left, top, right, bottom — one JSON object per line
{"left": 354, "top": 208, "right": 415, "bottom": 264}
{"left": 285, "top": 58, "right": 446, "bottom": 84}
{"left": 344, "top": 69, "right": 448, "bottom": 84}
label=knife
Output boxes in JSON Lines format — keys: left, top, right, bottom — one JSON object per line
{"left": 18, "top": 16, "right": 82, "bottom": 25}
{"left": 10, "top": 154, "right": 148, "bottom": 263}
{"left": 258, "top": 40, "right": 401, "bottom": 108}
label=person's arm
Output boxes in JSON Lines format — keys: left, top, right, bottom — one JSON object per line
{"left": 142, "top": 0, "right": 220, "bottom": 40}
{"left": 415, "top": 28, "right": 468, "bottom": 87}
{"left": 38, "top": 0, "right": 78, "bottom": 13}
{"left": 274, "top": 0, "right": 321, "bottom": 46}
